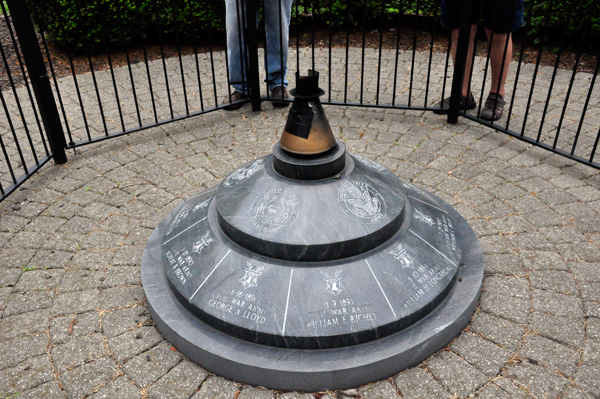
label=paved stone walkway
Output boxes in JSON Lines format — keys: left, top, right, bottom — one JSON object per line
{"left": 1, "top": 48, "right": 599, "bottom": 192}
{"left": 0, "top": 48, "right": 600, "bottom": 399}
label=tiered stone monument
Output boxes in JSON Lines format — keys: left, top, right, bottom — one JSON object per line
{"left": 141, "top": 71, "right": 483, "bottom": 391}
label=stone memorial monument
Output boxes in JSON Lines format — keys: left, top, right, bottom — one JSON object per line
{"left": 141, "top": 70, "right": 484, "bottom": 391}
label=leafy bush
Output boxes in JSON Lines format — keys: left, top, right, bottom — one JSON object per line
{"left": 30, "top": 0, "right": 600, "bottom": 52}
{"left": 29, "top": 0, "right": 225, "bottom": 52}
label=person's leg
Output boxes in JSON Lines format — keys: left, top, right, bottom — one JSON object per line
{"left": 451, "top": 24, "right": 477, "bottom": 97}
{"left": 434, "top": 0, "right": 479, "bottom": 113}
{"left": 485, "top": 28, "right": 512, "bottom": 97}
{"left": 479, "top": 0, "right": 522, "bottom": 120}
{"left": 226, "top": 0, "right": 247, "bottom": 94}
{"left": 264, "top": 0, "right": 293, "bottom": 92}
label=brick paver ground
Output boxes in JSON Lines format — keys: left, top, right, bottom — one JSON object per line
{"left": 0, "top": 47, "right": 599, "bottom": 399}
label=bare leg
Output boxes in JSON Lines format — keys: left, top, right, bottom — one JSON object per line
{"left": 451, "top": 24, "right": 477, "bottom": 97}
{"left": 485, "top": 28, "right": 512, "bottom": 98}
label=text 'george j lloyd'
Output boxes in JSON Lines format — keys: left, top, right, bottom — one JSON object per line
{"left": 141, "top": 70, "right": 484, "bottom": 391}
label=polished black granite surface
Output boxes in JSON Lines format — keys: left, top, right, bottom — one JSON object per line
{"left": 143, "top": 146, "right": 483, "bottom": 390}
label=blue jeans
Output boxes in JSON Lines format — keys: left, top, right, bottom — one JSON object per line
{"left": 226, "top": 0, "right": 293, "bottom": 94}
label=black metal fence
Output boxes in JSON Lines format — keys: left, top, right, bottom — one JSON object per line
{"left": 0, "top": 0, "right": 599, "bottom": 203}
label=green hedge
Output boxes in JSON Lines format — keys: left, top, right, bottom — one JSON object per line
{"left": 30, "top": 0, "right": 600, "bottom": 52}
{"left": 30, "top": 0, "right": 225, "bottom": 52}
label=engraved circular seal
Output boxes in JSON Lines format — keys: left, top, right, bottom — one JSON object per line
{"left": 249, "top": 188, "right": 301, "bottom": 233}
{"left": 338, "top": 181, "right": 386, "bottom": 224}
{"left": 224, "top": 159, "right": 264, "bottom": 187}
{"left": 353, "top": 155, "right": 389, "bottom": 174}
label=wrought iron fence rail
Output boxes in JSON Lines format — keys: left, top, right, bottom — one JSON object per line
{"left": 0, "top": 0, "right": 599, "bottom": 203}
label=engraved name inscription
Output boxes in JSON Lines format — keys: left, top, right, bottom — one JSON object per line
{"left": 306, "top": 298, "right": 377, "bottom": 329}
{"left": 207, "top": 290, "right": 268, "bottom": 324}
{"left": 436, "top": 215, "right": 457, "bottom": 252}
{"left": 403, "top": 263, "right": 454, "bottom": 309}
{"left": 166, "top": 247, "right": 194, "bottom": 286}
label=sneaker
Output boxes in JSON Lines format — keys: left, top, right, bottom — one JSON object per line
{"left": 480, "top": 93, "right": 506, "bottom": 121}
{"left": 433, "top": 93, "right": 476, "bottom": 114}
{"left": 270, "top": 86, "right": 290, "bottom": 108}
{"left": 222, "top": 91, "right": 248, "bottom": 110}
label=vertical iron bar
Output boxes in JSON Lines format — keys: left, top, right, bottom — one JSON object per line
{"left": 488, "top": 32, "right": 511, "bottom": 126}
{"left": 328, "top": 0, "right": 332, "bottom": 101}
{"left": 74, "top": 0, "right": 109, "bottom": 137}
{"left": 535, "top": 2, "right": 574, "bottom": 143}
{"left": 343, "top": 5, "right": 350, "bottom": 103}
{"left": 439, "top": 4, "right": 453, "bottom": 113}
{"left": 359, "top": 2, "right": 367, "bottom": 104}
{"left": 134, "top": 0, "right": 158, "bottom": 123}
{"left": 311, "top": 0, "right": 316, "bottom": 71}
{"left": 207, "top": 27, "right": 222, "bottom": 108}
{"left": 0, "top": 97, "right": 18, "bottom": 181}
{"left": 36, "top": 15, "right": 74, "bottom": 144}
{"left": 278, "top": 0, "right": 286, "bottom": 94}
{"left": 0, "top": 72, "right": 27, "bottom": 175}
{"left": 447, "top": 0, "right": 474, "bottom": 123}
{"left": 424, "top": 1, "right": 439, "bottom": 107}
{"left": 262, "top": 1, "right": 271, "bottom": 96}
{"left": 1, "top": 1, "right": 47, "bottom": 158}
{"left": 554, "top": 12, "right": 593, "bottom": 150}
{"left": 244, "top": 0, "right": 261, "bottom": 110}
{"left": 590, "top": 127, "right": 600, "bottom": 163}
{"left": 97, "top": 0, "right": 125, "bottom": 132}
{"left": 0, "top": 90, "right": 16, "bottom": 184}
{"left": 0, "top": 35, "right": 36, "bottom": 168}
{"left": 408, "top": 0, "right": 421, "bottom": 106}
{"left": 521, "top": 0, "right": 554, "bottom": 137}
{"left": 296, "top": 0, "right": 300, "bottom": 72}
{"left": 7, "top": 0, "right": 67, "bottom": 164}
{"left": 572, "top": 55, "right": 600, "bottom": 156}
{"left": 66, "top": 51, "right": 92, "bottom": 141}
{"left": 155, "top": 8, "right": 175, "bottom": 119}
{"left": 375, "top": 0, "right": 384, "bottom": 105}
{"left": 192, "top": 19, "right": 205, "bottom": 112}
{"left": 505, "top": 0, "right": 534, "bottom": 131}
{"left": 175, "top": 16, "right": 190, "bottom": 116}
{"left": 123, "top": 45, "right": 142, "bottom": 127}
{"left": 391, "top": 0, "right": 402, "bottom": 107}
{"left": 234, "top": 0, "right": 247, "bottom": 104}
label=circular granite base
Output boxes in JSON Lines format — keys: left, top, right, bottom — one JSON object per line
{"left": 141, "top": 184, "right": 483, "bottom": 392}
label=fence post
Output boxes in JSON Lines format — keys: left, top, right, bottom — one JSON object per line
{"left": 447, "top": 0, "right": 475, "bottom": 124}
{"left": 243, "top": 0, "right": 262, "bottom": 111}
{"left": 6, "top": 0, "right": 67, "bottom": 163}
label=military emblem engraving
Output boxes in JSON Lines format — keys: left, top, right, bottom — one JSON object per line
{"left": 320, "top": 269, "right": 345, "bottom": 296}
{"left": 414, "top": 209, "right": 435, "bottom": 226}
{"left": 338, "top": 181, "right": 386, "bottom": 224}
{"left": 249, "top": 188, "right": 301, "bottom": 233}
{"left": 166, "top": 203, "right": 192, "bottom": 236}
{"left": 192, "top": 197, "right": 212, "bottom": 213}
{"left": 192, "top": 231, "right": 214, "bottom": 255}
{"left": 353, "top": 154, "right": 389, "bottom": 174}
{"left": 388, "top": 243, "right": 415, "bottom": 269}
{"left": 239, "top": 262, "right": 265, "bottom": 290}
{"left": 223, "top": 159, "right": 264, "bottom": 187}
